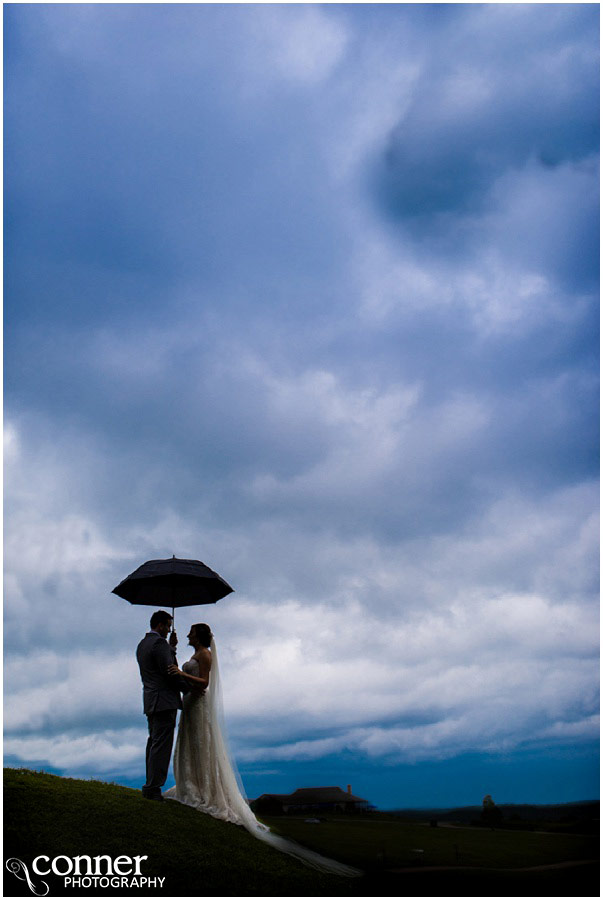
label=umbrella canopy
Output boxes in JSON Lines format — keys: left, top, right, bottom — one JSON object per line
{"left": 112, "top": 557, "right": 234, "bottom": 612}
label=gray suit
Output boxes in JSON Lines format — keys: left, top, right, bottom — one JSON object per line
{"left": 136, "top": 631, "right": 186, "bottom": 798}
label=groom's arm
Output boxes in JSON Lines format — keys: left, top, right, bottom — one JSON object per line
{"left": 152, "top": 640, "right": 182, "bottom": 681}
{"left": 152, "top": 640, "right": 191, "bottom": 694}
{"left": 152, "top": 638, "right": 175, "bottom": 671}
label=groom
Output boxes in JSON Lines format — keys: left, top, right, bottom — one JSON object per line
{"left": 136, "top": 610, "right": 188, "bottom": 801}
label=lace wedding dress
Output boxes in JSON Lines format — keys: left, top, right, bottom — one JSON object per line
{"left": 164, "top": 640, "right": 359, "bottom": 876}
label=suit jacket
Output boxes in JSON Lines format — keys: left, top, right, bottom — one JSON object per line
{"left": 136, "top": 632, "right": 186, "bottom": 715}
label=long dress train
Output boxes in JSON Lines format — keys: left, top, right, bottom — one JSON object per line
{"left": 164, "top": 642, "right": 360, "bottom": 876}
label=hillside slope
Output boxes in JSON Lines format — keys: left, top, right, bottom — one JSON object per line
{"left": 3, "top": 769, "right": 351, "bottom": 897}
{"left": 4, "top": 769, "right": 598, "bottom": 898}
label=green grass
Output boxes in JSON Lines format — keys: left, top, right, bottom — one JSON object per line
{"left": 3, "top": 769, "right": 599, "bottom": 897}
{"left": 3, "top": 769, "right": 348, "bottom": 897}
{"left": 261, "top": 814, "right": 599, "bottom": 870}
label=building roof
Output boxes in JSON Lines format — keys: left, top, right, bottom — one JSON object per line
{"left": 256, "top": 785, "right": 367, "bottom": 804}
{"left": 288, "top": 786, "right": 366, "bottom": 803}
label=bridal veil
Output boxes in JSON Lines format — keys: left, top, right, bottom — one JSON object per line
{"left": 165, "top": 639, "right": 360, "bottom": 877}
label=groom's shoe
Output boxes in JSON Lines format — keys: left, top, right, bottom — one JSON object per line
{"left": 142, "top": 788, "right": 164, "bottom": 801}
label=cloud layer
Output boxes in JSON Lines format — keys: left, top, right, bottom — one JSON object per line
{"left": 4, "top": 4, "right": 598, "bottom": 805}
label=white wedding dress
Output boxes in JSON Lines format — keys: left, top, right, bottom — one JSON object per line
{"left": 164, "top": 640, "right": 359, "bottom": 876}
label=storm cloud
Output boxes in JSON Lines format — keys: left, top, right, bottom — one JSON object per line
{"left": 4, "top": 4, "right": 598, "bottom": 808}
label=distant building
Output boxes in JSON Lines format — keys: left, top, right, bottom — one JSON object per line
{"left": 251, "top": 785, "right": 369, "bottom": 815}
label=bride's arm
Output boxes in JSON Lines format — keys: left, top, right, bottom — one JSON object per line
{"left": 168, "top": 666, "right": 209, "bottom": 689}
{"left": 168, "top": 650, "right": 211, "bottom": 690}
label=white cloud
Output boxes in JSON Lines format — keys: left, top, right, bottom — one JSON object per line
{"left": 4, "top": 5, "right": 597, "bottom": 794}
{"left": 354, "top": 213, "right": 588, "bottom": 336}
{"left": 246, "top": 363, "right": 423, "bottom": 504}
{"left": 236, "top": 696, "right": 600, "bottom": 765}
{"left": 4, "top": 651, "right": 141, "bottom": 732}
{"left": 4, "top": 422, "right": 20, "bottom": 463}
{"left": 248, "top": 6, "right": 349, "bottom": 86}
{"left": 5, "top": 534, "right": 597, "bottom": 767}
{"left": 4, "top": 729, "right": 145, "bottom": 774}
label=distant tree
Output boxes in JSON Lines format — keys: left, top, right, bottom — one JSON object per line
{"left": 481, "top": 794, "right": 503, "bottom": 829}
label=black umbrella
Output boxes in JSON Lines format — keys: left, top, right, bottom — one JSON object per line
{"left": 112, "top": 556, "right": 234, "bottom": 625}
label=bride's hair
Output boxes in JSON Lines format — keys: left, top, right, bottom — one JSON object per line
{"left": 192, "top": 623, "right": 212, "bottom": 648}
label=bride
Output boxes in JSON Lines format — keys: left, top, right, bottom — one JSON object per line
{"left": 165, "top": 623, "right": 359, "bottom": 876}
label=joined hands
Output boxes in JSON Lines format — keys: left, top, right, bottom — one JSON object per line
{"left": 168, "top": 663, "right": 206, "bottom": 695}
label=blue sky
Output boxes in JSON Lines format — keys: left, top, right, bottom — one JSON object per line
{"left": 4, "top": 3, "right": 599, "bottom": 810}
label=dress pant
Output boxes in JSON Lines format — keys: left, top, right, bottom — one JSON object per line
{"left": 143, "top": 708, "right": 178, "bottom": 798}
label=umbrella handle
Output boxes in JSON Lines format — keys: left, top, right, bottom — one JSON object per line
{"left": 170, "top": 607, "right": 177, "bottom": 662}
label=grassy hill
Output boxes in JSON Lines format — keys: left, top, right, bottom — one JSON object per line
{"left": 262, "top": 811, "right": 598, "bottom": 870}
{"left": 4, "top": 769, "right": 599, "bottom": 897}
{"left": 3, "top": 769, "right": 345, "bottom": 897}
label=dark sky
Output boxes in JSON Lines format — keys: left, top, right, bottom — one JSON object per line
{"left": 4, "top": 3, "right": 599, "bottom": 808}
